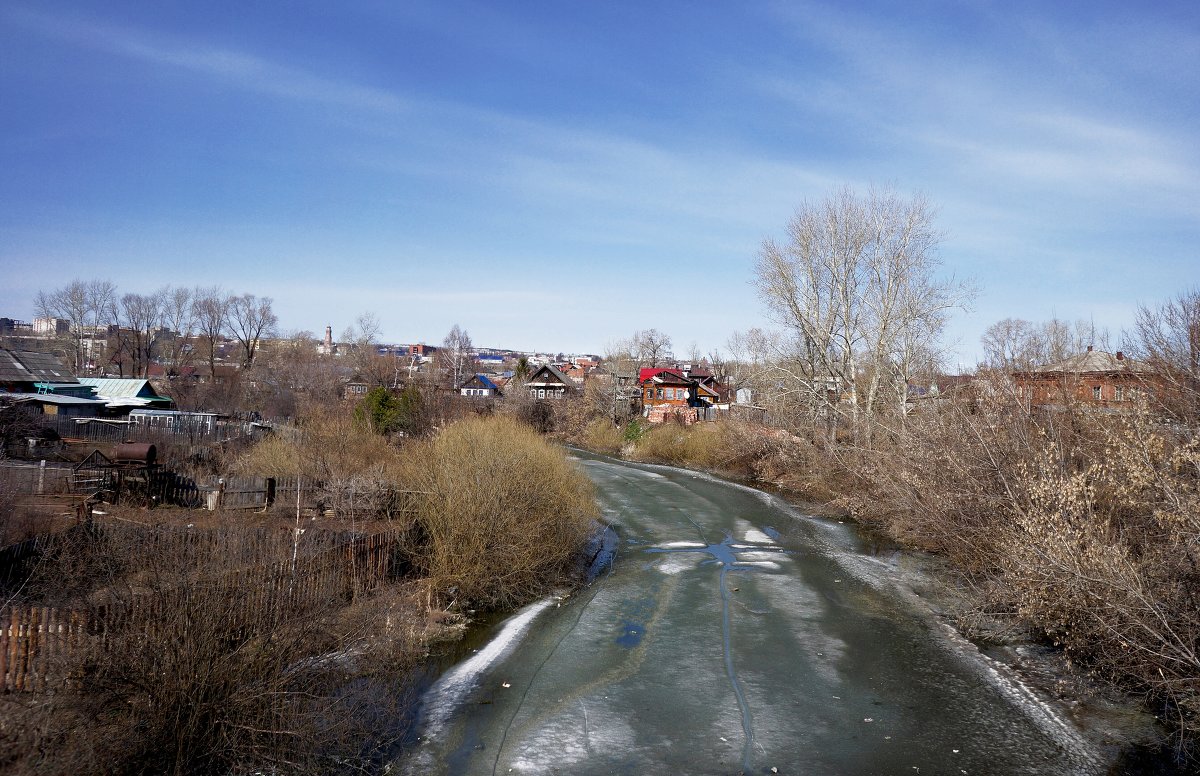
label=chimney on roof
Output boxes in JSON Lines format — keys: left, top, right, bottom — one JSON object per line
{"left": 1116, "top": 351, "right": 1124, "bottom": 360}
{"left": 1087, "top": 345, "right": 1093, "bottom": 352}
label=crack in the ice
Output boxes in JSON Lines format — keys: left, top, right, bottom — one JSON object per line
{"left": 645, "top": 533, "right": 789, "bottom": 773}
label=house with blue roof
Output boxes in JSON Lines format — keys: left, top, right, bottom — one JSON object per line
{"left": 458, "top": 374, "right": 502, "bottom": 398}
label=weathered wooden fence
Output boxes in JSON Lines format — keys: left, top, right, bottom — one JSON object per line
{"left": 200, "top": 476, "right": 277, "bottom": 510}
{"left": 196, "top": 475, "right": 428, "bottom": 517}
{"left": 1, "top": 460, "right": 203, "bottom": 509}
{"left": 0, "top": 460, "right": 111, "bottom": 496}
{"left": 0, "top": 606, "right": 88, "bottom": 692}
{"left": 0, "top": 534, "right": 57, "bottom": 586}
{"left": 33, "top": 415, "right": 263, "bottom": 445}
{"left": 0, "top": 525, "right": 409, "bottom": 693}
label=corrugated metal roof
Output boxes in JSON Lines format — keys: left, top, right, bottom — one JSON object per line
{"left": 77, "top": 377, "right": 162, "bottom": 399}
{"left": 0, "top": 349, "right": 76, "bottom": 384}
{"left": 1, "top": 391, "right": 106, "bottom": 406}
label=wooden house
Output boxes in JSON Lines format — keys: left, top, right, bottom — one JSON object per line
{"left": 639, "top": 368, "right": 696, "bottom": 408}
{"left": 526, "top": 364, "right": 577, "bottom": 399}
{"left": 459, "top": 374, "right": 502, "bottom": 398}
{"left": 0, "top": 349, "right": 105, "bottom": 417}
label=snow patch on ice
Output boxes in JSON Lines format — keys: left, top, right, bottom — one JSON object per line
{"left": 740, "top": 527, "right": 775, "bottom": 544}
{"left": 417, "top": 599, "right": 553, "bottom": 739}
{"left": 735, "top": 560, "right": 782, "bottom": 571}
{"left": 939, "top": 622, "right": 1103, "bottom": 773}
{"left": 656, "top": 554, "right": 696, "bottom": 575}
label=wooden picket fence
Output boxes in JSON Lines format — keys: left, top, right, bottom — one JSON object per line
{"left": 0, "top": 606, "right": 89, "bottom": 692}
{"left": 0, "top": 526, "right": 409, "bottom": 693}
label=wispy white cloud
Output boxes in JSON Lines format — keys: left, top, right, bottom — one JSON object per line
{"left": 921, "top": 113, "right": 1197, "bottom": 194}
{"left": 7, "top": 8, "right": 409, "bottom": 114}
{"left": 762, "top": 2, "right": 1199, "bottom": 196}
{"left": 7, "top": 7, "right": 838, "bottom": 241}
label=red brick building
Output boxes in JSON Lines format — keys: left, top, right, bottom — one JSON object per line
{"left": 1013, "top": 347, "right": 1154, "bottom": 409}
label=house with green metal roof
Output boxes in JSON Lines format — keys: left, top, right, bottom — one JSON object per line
{"left": 76, "top": 377, "right": 174, "bottom": 410}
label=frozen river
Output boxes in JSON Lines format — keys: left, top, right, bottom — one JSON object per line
{"left": 395, "top": 453, "right": 1104, "bottom": 775}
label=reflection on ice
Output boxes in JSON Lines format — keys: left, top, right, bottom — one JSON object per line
{"left": 740, "top": 527, "right": 775, "bottom": 544}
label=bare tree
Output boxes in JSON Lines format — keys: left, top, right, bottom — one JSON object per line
{"left": 981, "top": 318, "right": 1039, "bottom": 371}
{"left": 119, "top": 289, "right": 165, "bottom": 378}
{"left": 245, "top": 330, "right": 343, "bottom": 418}
{"left": 34, "top": 279, "right": 119, "bottom": 372}
{"left": 227, "top": 294, "right": 278, "bottom": 367}
{"left": 1127, "top": 288, "right": 1200, "bottom": 421}
{"left": 982, "top": 316, "right": 1111, "bottom": 372}
{"left": 159, "top": 286, "right": 197, "bottom": 377}
{"left": 589, "top": 339, "right": 641, "bottom": 425}
{"left": 632, "top": 328, "right": 673, "bottom": 368}
{"left": 439, "top": 324, "right": 475, "bottom": 388}
{"left": 726, "top": 327, "right": 838, "bottom": 435}
{"left": 341, "top": 312, "right": 393, "bottom": 386}
{"left": 191, "top": 287, "right": 229, "bottom": 376}
{"left": 755, "top": 185, "right": 972, "bottom": 443}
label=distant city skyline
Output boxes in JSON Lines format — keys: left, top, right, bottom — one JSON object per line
{"left": 2, "top": 1, "right": 1196, "bottom": 369}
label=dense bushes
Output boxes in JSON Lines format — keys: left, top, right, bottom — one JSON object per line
{"left": 846, "top": 381, "right": 1200, "bottom": 750}
{"left": 401, "top": 415, "right": 598, "bottom": 609}
{"left": 240, "top": 410, "right": 599, "bottom": 609}
{"left": 627, "top": 420, "right": 727, "bottom": 469}
{"left": 588, "top": 417, "right": 847, "bottom": 504}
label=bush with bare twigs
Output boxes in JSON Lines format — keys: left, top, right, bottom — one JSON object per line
{"left": 400, "top": 415, "right": 598, "bottom": 609}
{"left": 846, "top": 376, "right": 1200, "bottom": 754}
{"left": 5, "top": 523, "right": 423, "bottom": 776}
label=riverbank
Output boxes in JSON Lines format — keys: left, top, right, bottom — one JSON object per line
{"left": 0, "top": 414, "right": 602, "bottom": 776}
{"left": 561, "top": 432, "right": 1184, "bottom": 774}
{"left": 399, "top": 450, "right": 1140, "bottom": 774}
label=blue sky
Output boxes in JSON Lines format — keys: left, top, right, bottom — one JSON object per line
{"left": 1, "top": 1, "right": 1196, "bottom": 366}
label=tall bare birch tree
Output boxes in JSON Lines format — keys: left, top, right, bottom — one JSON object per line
{"left": 160, "top": 285, "right": 196, "bottom": 376}
{"left": 755, "top": 186, "right": 971, "bottom": 443}
{"left": 439, "top": 324, "right": 475, "bottom": 388}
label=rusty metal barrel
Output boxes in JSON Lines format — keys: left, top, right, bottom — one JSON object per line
{"left": 111, "top": 442, "right": 156, "bottom": 466}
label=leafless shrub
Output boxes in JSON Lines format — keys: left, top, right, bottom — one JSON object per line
{"left": 996, "top": 412, "right": 1200, "bottom": 741}
{"left": 7, "top": 524, "right": 423, "bottom": 776}
{"left": 626, "top": 421, "right": 735, "bottom": 470}
{"left": 577, "top": 418, "right": 624, "bottom": 455}
{"left": 234, "top": 406, "right": 410, "bottom": 487}
{"left": 847, "top": 377, "right": 1199, "bottom": 753}
{"left": 399, "top": 415, "right": 598, "bottom": 609}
